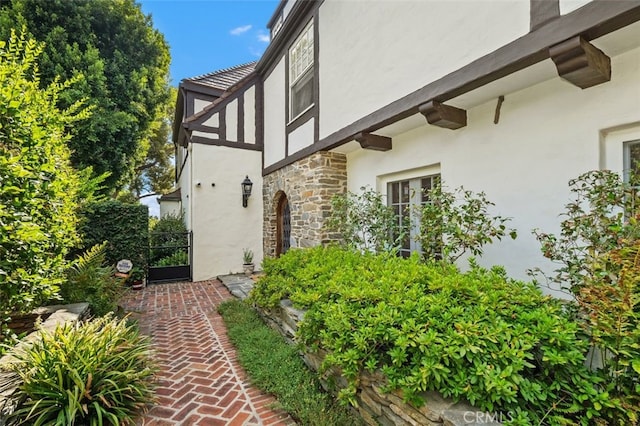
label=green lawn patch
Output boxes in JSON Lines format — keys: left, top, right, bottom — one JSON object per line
{"left": 218, "top": 299, "right": 362, "bottom": 426}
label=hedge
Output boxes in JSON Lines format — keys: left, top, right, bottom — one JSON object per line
{"left": 77, "top": 200, "right": 149, "bottom": 270}
{"left": 249, "top": 246, "right": 617, "bottom": 425}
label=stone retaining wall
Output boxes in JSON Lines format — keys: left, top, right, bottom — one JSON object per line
{"left": 257, "top": 300, "right": 501, "bottom": 426}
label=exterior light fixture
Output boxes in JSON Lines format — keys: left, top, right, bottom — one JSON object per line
{"left": 241, "top": 175, "right": 253, "bottom": 208}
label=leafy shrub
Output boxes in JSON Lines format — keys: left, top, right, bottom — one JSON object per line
{"left": 0, "top": 32, "right": 88, "bottom": 334}
{"left": 4, "top": 314, "right": 156, "bottom": 425}
{"left": 77, "top": 200, "right": 149, "bottom": 269}
{"left": 415, "top": 183, "right": 517, "bottom": 263}
{"left": 532, "top": 170, "right": 640, "bottom": 293}
{"left": 325, "top": 187, "right": 404, "bottom": 253}
{"left": 61, "top": 243, "right": 126, "bottom": 316}
{"left": 533, "top": 170, "right": 640, "bottom": 424}
{"left": 325, "top": 184, "right": 516, "bottom": 263}
{"left": 250, "top": 247, "right": 611, "bottom": 424}
{"left": 154, "top": 250, "right": 188, "bottom": 267}
{"left": 149, "top": 213, "right": 188, "bottom": 264}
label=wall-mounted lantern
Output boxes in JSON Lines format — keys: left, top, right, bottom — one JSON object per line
{"left": 241, "top": 175, "right": 253, "bottom": 208}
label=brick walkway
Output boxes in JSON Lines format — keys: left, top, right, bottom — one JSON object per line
{"left": 122, "top": 280, "right": 295, "bottom": 426}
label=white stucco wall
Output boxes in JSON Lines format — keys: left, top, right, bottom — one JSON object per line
{"left": 318, "top": 0, "right": 529, "bottom": 139}
{"left": 179, "top": 145, "right": 192, "bottom": 230}
{"left": 560, "top": 0, "right": 593, "bottom": 15}
{"left": 264, "top": 58, "right": 287, "bottom": 167}
{"left": 288, "top": 118, "right": 314, "bottom": 154}
{"left": 344, "top": 47, "right": 640, "bottom": 295}
{"left": 159, "top": 200, "right": 181, "bottom": 219}
{"left": 203, "top": 113, "right": 219, "bottom": 127}
{"left": 245, "top": 86, "right": 256, "bottom": 143}
{"left": 190, "top": 144, "right": 263, "bottom": 281}
{"left": 226, "top": 99, "right": 238, "bottom": 142}
{"left": 194, "top": 98, "right": 212, "bottom": 114}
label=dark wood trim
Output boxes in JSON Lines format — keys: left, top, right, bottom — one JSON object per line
{"left": 549, "top": 36, "right": 611, "bottom": 89}
{"left": 313, "top": 13, "right": 320, "bottom": 144}
{"left": 185, "top": 92, "right": 196, "bottom": 118}
{"left": 286, "top": 106, "right": 315, "bottom": 133}
{"left": 191, "top": 136, "right": 263, "bottom": 151}
{"left": 282, "top": 9, "right": 319, "bottom": 156}
{"left": 177, "top": 149, "right": 189, "bottom": 181}
{"left": 262, "top": 1, "right": 640, "bottom": 175}
{"left": 219, "top": 106, "right": 227, "bottom": 140}
{"left": 355, "top": 132, "right": 392, "bottom": 151}
{"left": 258, "top": 1, "right": 319, "bottom": 81}
{"left": 263, "top": 145, "right": 321, "bottom": 175}
{"left": 530, "top": 0, "right": 559, "bottom": 31}
{"left": 284, "top": 47, "right": 290, "bottom": 156}
{"left": 183, "top": 122, "right": 219, "bottom": 133}
{"left": 238, "top": 93, "right": 245, "bottom": 143}
{"left": 419, "top": 101, "right": 467, "bottom": 130}
{"left": 185, "top": 75, "right": 258, "bottom": 126}
{"left": 256, "top": 80, "right": 265, "bottom": 168}
{"left": 267, "top": 0, "right": 287, "bottom": 30}
{"left": 179, "top": 80, "right": 225, "bottom": 98}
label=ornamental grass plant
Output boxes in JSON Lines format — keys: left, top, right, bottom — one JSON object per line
{"left": 3, "top": 314, "right": 156, "bottom": 425}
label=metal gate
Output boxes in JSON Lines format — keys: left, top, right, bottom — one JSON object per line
{"left": 148, "top": 231, "right": 192, "bottom": 284}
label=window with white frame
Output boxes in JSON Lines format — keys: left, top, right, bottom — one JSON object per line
{"left": 388, "top": 174, "right": 440, "bottom": 258}
{"left": 289, "top": 22, "right": 314, "bottom": 119}
{"left": 623, "top": 140, "right": 640, "bottom": 183}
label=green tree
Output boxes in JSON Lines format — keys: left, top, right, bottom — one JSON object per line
{"left": 0, "top": 32, "right": 87, "bottom": 331}
{"left": 123, "top": 86, "right": 176, "bottom": 200}
{"left": 0, "top": 0, "right": 171, "bottom": 193}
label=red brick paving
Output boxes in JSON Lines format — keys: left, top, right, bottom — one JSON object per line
{"left": 122, "top": 280, "right": 295, "bottom": 425}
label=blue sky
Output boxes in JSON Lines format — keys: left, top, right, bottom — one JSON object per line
{"left": 138, "top": 1, "right": 279, "bottom": 214}
{"left": 138, "top": 0, "right": 279, "bottom": 85}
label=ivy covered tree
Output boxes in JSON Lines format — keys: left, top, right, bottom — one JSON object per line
{"left": 0, "top": 0, "right": 171, "bottom": 193}
{"left": 0, "top": 32, "right": 88, "bottom": 331}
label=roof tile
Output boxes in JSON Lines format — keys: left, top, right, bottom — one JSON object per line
{"left": 183, "top": 62, "right": 256, "bottom": 91}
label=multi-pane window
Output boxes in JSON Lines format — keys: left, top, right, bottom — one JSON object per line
{"left": 289, "top": 23, "right": 314, "bottom": 119}
{"left": 388, "top": 174, "right": 440, "bottom": 258}
{"left": 624, "top": 140, "right": 640, "bottom": 183}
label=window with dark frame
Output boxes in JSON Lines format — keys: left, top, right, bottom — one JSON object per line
{"left": 624, "top": 140, "right": 640, "bottom": 183}
{"left": 388, "top": 174, "right": 440, "bottom": 258}
{"left": 289, "top": 22, "right": 314, "bottom": 120}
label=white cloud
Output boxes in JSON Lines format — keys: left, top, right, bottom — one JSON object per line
{"left": 257, "top": 32, "right": 270, "bottom": 43}
{"left": 230, "top": 25, "right": 252, "bottom": 36}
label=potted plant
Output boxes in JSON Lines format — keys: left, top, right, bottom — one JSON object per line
{"left": 127, "top": 267, "right": 146, "bottom": 290}
{"left": 242, "top": 248, "right": 254, "bottom": 276}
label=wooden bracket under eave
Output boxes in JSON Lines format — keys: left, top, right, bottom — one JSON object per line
{"left": 354, "top": 132, "right": 392, "bottom": 151}
{"left": 549, "top": 36, "right": 611, "bottom": 89}
{"left": 419, "top": 101, "right": 467, "bottom": 130}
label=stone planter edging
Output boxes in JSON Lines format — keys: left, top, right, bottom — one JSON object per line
{"left": 255, "top": 300, "right": 501, "bottom": 426}
{"left": 0, "top": 303, "right": 90, "bottom": 422}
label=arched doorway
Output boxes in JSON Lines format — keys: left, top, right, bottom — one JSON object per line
{"left": 276, "top": 193, "right": 291, "bottom": 256}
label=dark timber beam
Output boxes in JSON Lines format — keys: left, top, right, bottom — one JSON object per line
{"left": 530, "top": 0, "right": 560, "bottom": 31}
{"left": 549, "top": 36, "right": 611, "bottom": 89}
{"left": 419, "top": 101, "right": 467, "bottom": 130}
{"left": 354, "top": 132, "right": 392, "bottom": 151}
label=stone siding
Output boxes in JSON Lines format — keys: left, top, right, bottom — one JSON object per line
{"left": 257, "top": 301, "right": 501, "bottom": 426}
{"left": 263, "top": 151, "right": 347, "bottom": 258}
